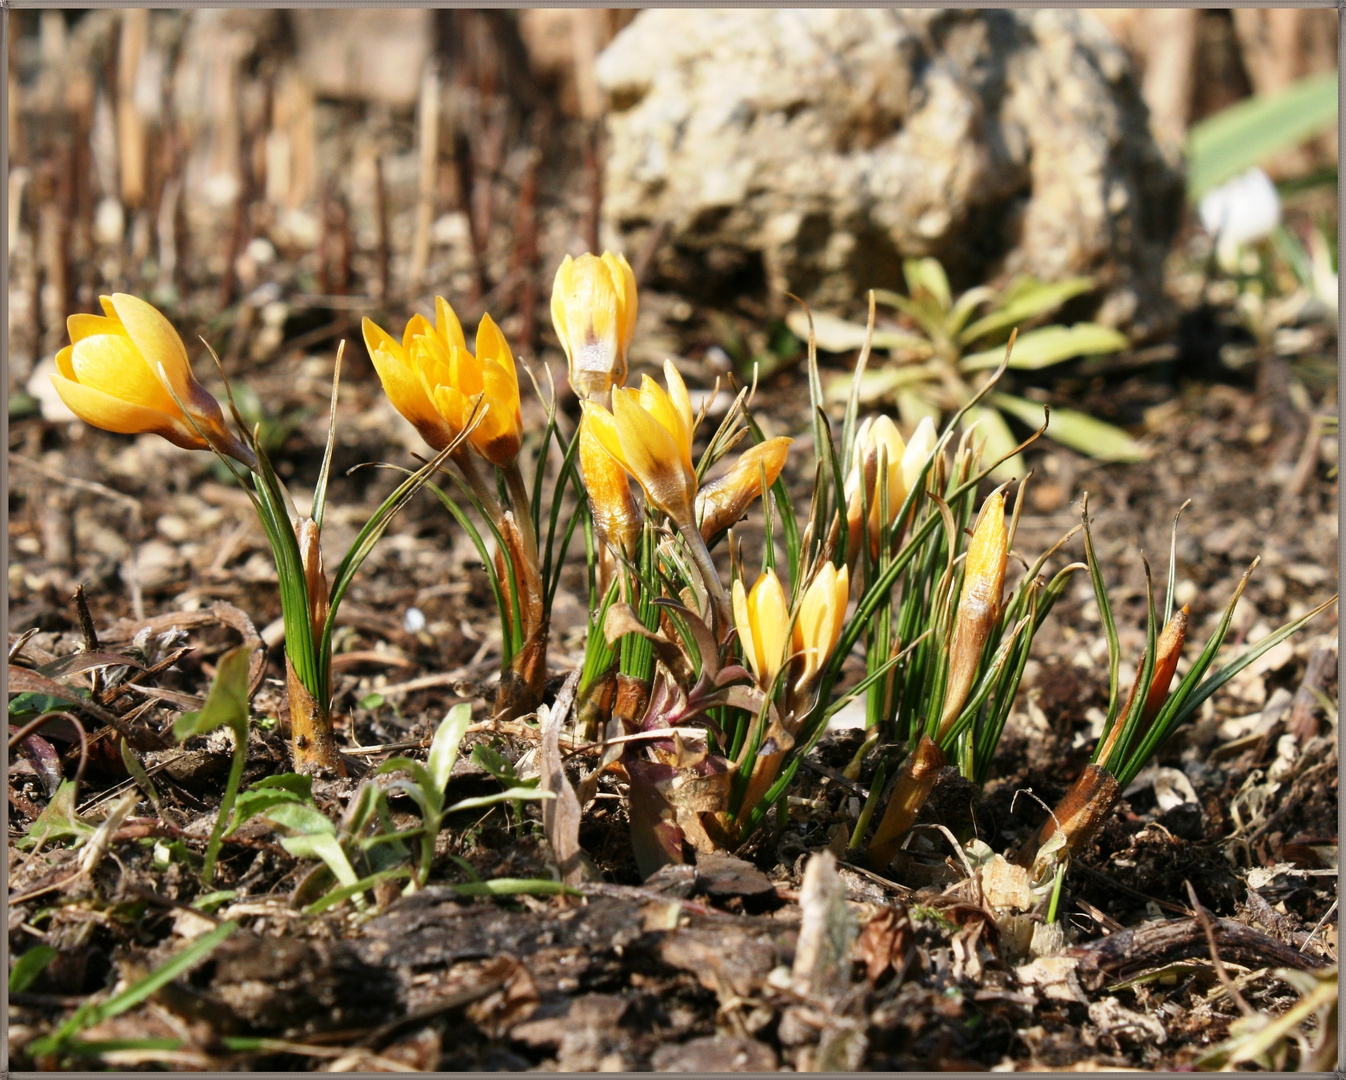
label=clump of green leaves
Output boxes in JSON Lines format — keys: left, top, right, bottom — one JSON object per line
{"left": 790, "top": 257, "right": 1142, "bottom": 477}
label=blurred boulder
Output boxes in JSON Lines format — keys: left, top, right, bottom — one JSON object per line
{"left": 597, "top": 9, "right": 1183, "bottom": 337}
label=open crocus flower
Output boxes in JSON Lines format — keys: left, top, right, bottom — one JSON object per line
{"left": 793, "top": 562, "right": 850, "bottom": 691}
{"left": 363, "top": 297, "right": 522, "bottom": 466}
{"left": 582, "top": 359, "right": 697, "bottom": 529}
{"left": 846, "top": 415, "right": 937, "bottom": 557}
{"left": 733, "top": 569, "right": 791, "bottom": 691}
{"left": 696, "top": 436, "right": 792, "bottom": 542}
{"left": 552, "top": 251, "right": 637, "bottom": 405}
{"left": 51, "top": 294, "right": 254, "bottom": 467}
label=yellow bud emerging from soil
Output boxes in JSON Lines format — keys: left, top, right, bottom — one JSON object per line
{"left": 696, "top": 436, "right": 793, "bottom": 541}
{"left": 363, "top": 298, "right": 522, "bottom": 466}
{"left": 52, "top": 294, "right": 255, "bottom": 467}
{"left": 793, "top": 562, "right": 850, "bottom": 691}
{"left": 733, "top": 570, "right": 791, "bottom": 690}
{"left": 578, "top": 412, "right": 642, "bottom": 559}
{"left": 552, "top": 251, "right": 637, "bottom": 405}
{"left": 582, "top": 360, "right": 697, "bottom": 530}
{"left": 937, "top": 490, "right": 1008, "bottom": 740}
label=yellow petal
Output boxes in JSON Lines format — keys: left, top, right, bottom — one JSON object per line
{"left": 362, "top": 316, "right": 406, "bottom": 366}
{"left": 662, "top": 361, "right": 695, "bottom": 456}
{"left": 475, "top": 313, "right": 517, "bottom": 387}
{"left": 579, "top": 414, "right": 641, "bottom": 556}
{"left": 68, "top": 313, "right": 126, "bottom": 345}
{"left": 581, "top": 402, "right": 629, "bottom": 473}
{"left": 434, "top": 296, "right": 468, "bottom": 354}
{"left": 900, "top": 416, "right": 938, "bottom": 496}
{"left": 402, "top": 312, "right": 435, "bottom": 356}
{"left": 364, "top": 317, "right": 455, "bottom": 449}
{"left": 471, "top": 359, "right": 523, "bottom": 465}
{"left": 50, "top": 372, "right": 203, "bottom": 448}
{"left": 612, "top": 389, "right": 695, "bottom": 525}
{"left": 107, "top": 293, "right": 193, "bottom": 404}
{"left": 604, "top": 251, "right": 638, "bottom": 355}
{"left": 748, "top": 571, "right": 790, "bottom": 687}
{"left": 54, "top": 345, "right": 76, "bottom": 379}
{"left": 732, "top": 578, "right": 760, "bottom": 678}
{"left": 70, "top": 334, "right": 180, "bottom": 415}
{"left": 637, "top": 374, "right": 694, "bottom": 477}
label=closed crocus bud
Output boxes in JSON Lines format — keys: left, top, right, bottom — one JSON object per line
{"left": 1096, "top": 604, "right": 1189, "bottom": 767}
{"left": 579, "top": 412, "right": 642, "bottom": 558}
{"left": 793, "top": 562, "right": 850, "bottom": 691}
{"left": 696, "top": 436, "right": 792, "bottom": 542}
{"left": 846, "top": 415, "right": 936, "bottom": 558}
{"left": 582, "top": 360, "right": 697, "bottom": 530}
{"left": 552, "top": 252, "right": 637, "bottom": 405}
{"left": 51, "top": 294, "right": 255, "bottom": 468}
{"left": 937, "top": 491, "right": 1008, "bottom": 739}
{"left": 295, "top": 517, "right": 329, "bottom": 641}
{"left": 733, "top": 569, "right": 791, "bottom": 691}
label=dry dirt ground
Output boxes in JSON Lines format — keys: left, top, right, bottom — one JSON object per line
{"left": 7, "top": 288, "right": 1340, "bottom": 1070}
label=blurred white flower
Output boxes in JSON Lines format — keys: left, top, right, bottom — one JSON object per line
{"left": 1198, "top": 167, "right": 1281, "bottom": 268}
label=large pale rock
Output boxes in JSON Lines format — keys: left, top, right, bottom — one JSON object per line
{"left": 597, "top": 9, "right": 1183, "bottom": 336}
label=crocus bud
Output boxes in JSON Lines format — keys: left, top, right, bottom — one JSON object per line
{"left": 696, "top": 436, "right": 792, "bottom": 541}
{"left": 846, "top": 415, "right": 936, "bottom": 558}
{"left": 295, "top": 517, "right": 329, "bottom": 642}
{"left": 937, "top": 491, "right": 1008, "bottom": 739}
{"left": 732, "top": 570, "right": 791, "bottom": 691}
{"left": 552, "top": 252, "right": 637, "bottom": 406}
{"left": 51, "top": 294, "right": 255, "bottom": 468}
{"left": 579, "top": 412, "right": 642, "bottom": 559}
{"left": 1095, "top": 604, "right": 1189, "bottom": 767}
{"left": 793, "top": 562, "right": 849, "bottom": 691}
{"left": 582, "top": 360, "right": 697, "bottom": 530}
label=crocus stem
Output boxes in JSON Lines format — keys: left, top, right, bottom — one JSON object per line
{"left": 503, "top": 461, "right": 539, "bottom": 567}
{"left": 453, "top": 446, "right": 504, "bottom": 522}
{"left": 865, "top": 735, "right": 947, "bottom": 870}
{"left": 678, "top": 520, "right": 730, "bottom": 629}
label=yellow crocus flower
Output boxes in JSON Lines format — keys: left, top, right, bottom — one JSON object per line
{"left": 51, "top": 294, "right": 254, "bottom": 467}
{"left": 363, "top": 297, "right": 522, "bottom": 466}
{"left": 793, "top": 562, "right": 850, "bottom": 691}
{"left": 581, "top": 359, "right": 697, "bottom": 529}
{"left": 696, "top": 436, "right": 792, "bottom": 541}
{"left": 732, "top": 569, "right": 791, "bottom": 690}
{"left": 552, "top": 251, "right": 638, "bottom": 405}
